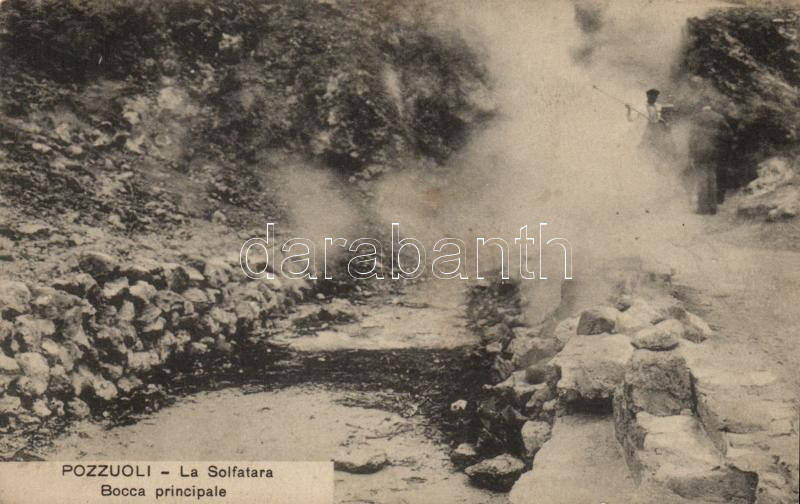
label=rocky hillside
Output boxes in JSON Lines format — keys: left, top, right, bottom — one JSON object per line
{"left": 0, "top": 0, "right": 493, "bottom": 232}
{"left": 680, "top": 4, "right": 799, "bottom": 218}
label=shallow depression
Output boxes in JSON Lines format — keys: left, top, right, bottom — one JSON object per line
{"left": 45, "top": 385, "right": 509, "bottom": 504}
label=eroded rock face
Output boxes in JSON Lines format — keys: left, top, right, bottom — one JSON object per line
{"left": 465, "top": 454, "right": 526, "bottom": 491}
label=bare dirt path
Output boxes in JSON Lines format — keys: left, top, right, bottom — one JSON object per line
{"left": 663, "top": 212, "right": 800, "bottom": 395}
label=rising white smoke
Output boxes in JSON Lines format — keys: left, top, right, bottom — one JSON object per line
{"left": 375, "top": 0, "right": 724, "bottom": 280}
{"left": 272, "top": 0, "right": 724, "bottom": 288}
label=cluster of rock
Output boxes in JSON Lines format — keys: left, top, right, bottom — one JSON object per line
{"left": 0, "top": 250, "right": 306, "bottom": 457}
{"left": 457, "top": 270, "right": 798, "bottom": 503}
{"left": 451, "top": 279, "right": 560, "bottom": 491}
{"left": 545, "top": 275, "right": 797, "bottom": 503}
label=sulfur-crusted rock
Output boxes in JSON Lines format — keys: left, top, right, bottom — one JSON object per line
{"left": 510, "top": 415, "right": 637, "bottom": 503}
{"left": 117, "top": 375, "right": 144, "bottom": 394}
{"left": 13, "top": 315, "right": 55, "bottom": 350}
{"left": 127, "top": 350, "right": 160, "bottom": 374}
{"left": 0, "top": 352, "right": 20, "bottom": 375}
{"left": 553, "top": 316, "right": 579, "bottom": 346}
{"left": 62, "top": 316, "right": 91, "bottom": 349}
{"left": 155, "top": 331, "right": 181, "bottom": 360}
{"left": 102, "top": 277, "right": 130, "bottom": 302}
{"left": 66, "top": 398, "right": 91, "bottom": 418}
{"left": 117, "top": 299, "right": 136, "bottom": 323}
{"left": 208, "top": 307, "right": 237, "bottom": 335}
{"left": 183, "top": 288, "right": 211, "bottom": 312}
{"left": 490, "top": 355, "right": 515, "bottom": 383}
{"left": 485, "top": 341, "right": 504, "bottom": 354}
{"left": 465, "top": 454, "right": 526, "bottom": 491}
{"left": 16, "top": 352, "right": 50, "bottom": 382}
{"left": 202, "top": 258, "right": 233, "bottom": 288}
{"left": 47, "top": 364, "right": 72, "bottom": 395}
{"left": 31, "top": 399, "right": 51, "bottom": 418}
{"left": 616, "top": 299, "right": 665, "bottom": 333}
{"left": 232, "top": 300, "right": 260, "bottom": 328}
{"left": 0, "top": 394, "right": 23, "bottom": 415}
{"left": 524, "top": 363, "right": 557, "bottom": 386}
{"left": 71, "top": 366, "right": 118, "bottom": 401}
{"left": 451, "top": 443, "right": 479, "bottom": 468}
{"left": 122, "top": 260, "right": 164, "bottom": 286}
{"left": 137, "top": 303, "right": 162, "bottom": 324}
{"left": 737, "top": 158, "right": 800, "bottom": 222}
{"left": 621, "top": 350, "right": 694, "bottom": 417}
{"left": 521, "top": 420, "right": 552, "bottom": 460}
{"left": 334, "top": 450, "right": 389, "bottom": 474}
{"left": 166, "top": 264, "right": 204, "bottom": 293}
{"left": 188, "top": 342, "right": 209, "bottom": 356}
{"left": 99, "top": 363, "right": 124, "bottom": 381}
{"left": 78, "top": 251, "right": 119, "bottom": 279}
{"left": 16, "top": 375, "right": 49, "bottom": 397}
{"left": 129, "top": 281, "right": 157, "bottom": 306}
{"left": 552, "top": 333, "right": 633, "bottom": 402}
{"left": 29, "top": 287, "right": 81, "bottom": 320}
{"left": 40, "top": 338, "right": 75, "bottom": 371}
{"left": 631, "top": 319, "right": 683, "bottom": 351}
{"left": 95, "top": 327, "right": 127, "bottom": 357}
{"left": 491, "top": 370, "right": 548, "bottom": 407}
{"left": 0, "top": 280, "right": 31, "bottom": 317}
{"left": 509, "top": 336, "right": 562, "bottom": 368}
{"left": 52, "top": 273, "right": 98, "bottom": 298}
{"left": 141, "top": 317, "right": 166, "bottom": 339}
{"left": 668, "top": 309, "right": 713, "bottom": 343}
{"left": 577, "top": 306, "right": 620, "bottom": 335}
{"left": 0, "top": 320, "right": 12, "bottom": 344}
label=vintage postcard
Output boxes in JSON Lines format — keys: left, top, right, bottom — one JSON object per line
{"left": 0, "top": 0, "right": 798, "bottom": 503}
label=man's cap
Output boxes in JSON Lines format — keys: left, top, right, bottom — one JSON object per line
{"left": 646, "top": 88, "right": 660, "bottom": 98}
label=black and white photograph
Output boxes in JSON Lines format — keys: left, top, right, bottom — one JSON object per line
{"left": 0, "top": 0, "right": 798, "bottom": 502}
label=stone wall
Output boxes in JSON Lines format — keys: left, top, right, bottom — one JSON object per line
{"left": 0, "top": 249, "right": 307, "bottom": 458}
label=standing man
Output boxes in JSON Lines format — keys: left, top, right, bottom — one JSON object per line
{"left": 687, "top": 105, "right": 733, "bottom": 215}
{"left": 627, "top": 88, "right": 678, "bottom": 172}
